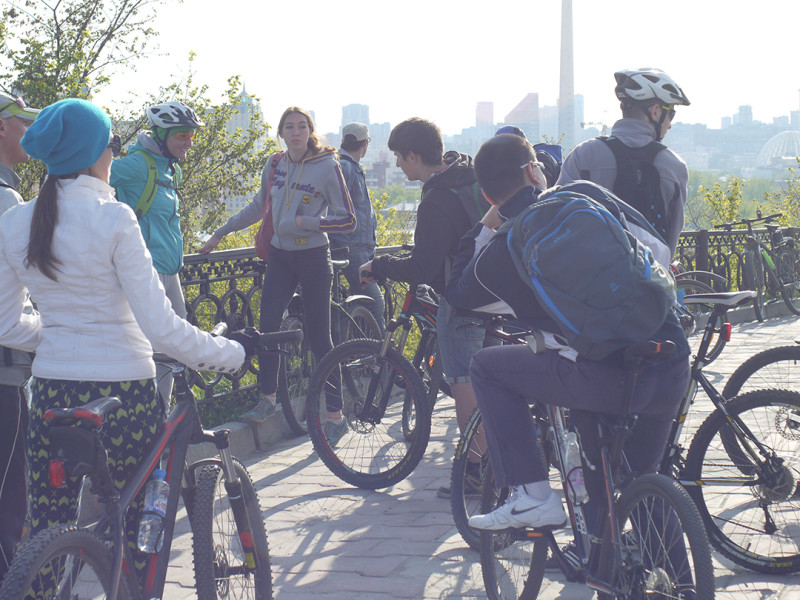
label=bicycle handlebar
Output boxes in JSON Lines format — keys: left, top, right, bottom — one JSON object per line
{"left": 714, "top": 212, "right": 782, "bottom": 230}
{"left": 153, "top": 328, "right": 303, "bottom": 365}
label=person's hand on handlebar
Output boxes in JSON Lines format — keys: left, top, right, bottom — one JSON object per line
{"left": 227, "top": 327, "right": 261, "bottom": 357}
{"left": 359, "top": 260, "right": 375, "bottom": 286}
{"left": 199, "top": 234, "right": 222, "bottom": 254}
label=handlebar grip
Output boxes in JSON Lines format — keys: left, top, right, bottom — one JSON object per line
{"left": 211, "top": 321, "right": 228, "bottom": 337}
{"left": 259, "top": 329, "right": 303, "bottom": 346}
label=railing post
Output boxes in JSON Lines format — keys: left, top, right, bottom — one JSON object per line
{"left": 696, "top": 230, "right": 709, "bottom": 273}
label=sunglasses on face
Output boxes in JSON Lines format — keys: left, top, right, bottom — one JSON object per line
{"left": 170, "top": 130, "right": 195, "bottom": 142}
{"left": 0, "top": 96, "right": 27, "bottom": 114}
{"left": 108, "top": 134, "right": 121, "bottom": 157}
{"left": 661, "top": 105, "right": 677, "bottom": 121}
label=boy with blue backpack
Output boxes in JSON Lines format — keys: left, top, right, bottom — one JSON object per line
{"left": 445, "top": 133, "right": 690, "bottom": 530}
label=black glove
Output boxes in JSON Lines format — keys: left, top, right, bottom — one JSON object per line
{"left": 227, "top": 327, "right": 260, "bottom": 356}
{"left": 226, "top": 313, "right": 246, "bottom": 331}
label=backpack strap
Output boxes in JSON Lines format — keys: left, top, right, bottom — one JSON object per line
{"left": 449, "top": 181, "right": 488, "bottom": 225}
{"left": 601, "top": 136, "right": 666, "bottom": 165}
{"left": 132, "top": 151, "right": 159, "bottom": 219}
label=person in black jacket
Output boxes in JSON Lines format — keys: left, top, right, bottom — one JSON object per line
{"left": 360, "top": 118, "right": 486, "bottom": 499}
{"left": 447, "top": 133, "right": 690, "bottom": 531}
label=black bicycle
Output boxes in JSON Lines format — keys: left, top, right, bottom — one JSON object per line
{"left": 716, "top": 211, "right": 800, "bottom": 321}
{"left": 0, "top": 324, "right": 301, "bottom": 600}
{"left": 660, "top": 291, "right": 800, "bottom": 573}
{"left": 479, "top": 341, "right": 714, "bottom": 600}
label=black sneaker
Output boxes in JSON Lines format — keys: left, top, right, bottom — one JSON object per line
{"left": 545, "top": 542, "right": 579, "bottom": 571}
{"left": 464, "top": 462, "right": 483, "bottom": 496}
{"left": 437, "top": 486, "right": 451, "bottom": 499}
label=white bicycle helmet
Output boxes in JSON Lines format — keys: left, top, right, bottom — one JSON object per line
{"left": 147, "top": 101, "right": 205, "bottom": 130}
{"left": 614, "top": 69, "right": 690, "bottom": 107}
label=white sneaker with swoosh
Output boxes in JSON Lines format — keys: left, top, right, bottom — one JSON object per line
{"left": 468, "top": 488, "right": 566, "bottom": 531}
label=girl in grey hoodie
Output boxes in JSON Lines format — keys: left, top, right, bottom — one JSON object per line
{"left": 203, "top": 107, "right": 355, "bottom": 426}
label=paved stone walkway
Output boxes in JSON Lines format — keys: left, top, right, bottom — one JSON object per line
{"left": 163, "top": 310, "right": 800, "bottom": 599}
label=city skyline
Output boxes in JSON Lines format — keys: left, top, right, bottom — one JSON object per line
{"left": 91, "top": 0, "right": 800, "bottom": 138}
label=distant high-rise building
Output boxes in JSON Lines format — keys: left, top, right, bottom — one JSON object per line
{"left": 558, "top": 0, "right": 576, "bottom": 150}
{"left": 505, "top": 93, "right": 539, "bottom": 141}
{"left": 733, "top": 105, "right": 753, "bottom": 126}
{"left": 342, "top": 104, "right": 369, "bottom": 128}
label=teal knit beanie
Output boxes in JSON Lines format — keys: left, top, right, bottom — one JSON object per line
{"left": 21, "top": 98, "right": 111, "bottom": 176}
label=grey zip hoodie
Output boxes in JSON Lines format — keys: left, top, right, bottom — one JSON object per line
{"left": 214, "top": 150, "right": 355, "bottom": 251}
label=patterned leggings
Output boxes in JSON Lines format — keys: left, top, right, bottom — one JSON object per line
{"left": 27, "top": 377, "right": 161, "bottom": 588}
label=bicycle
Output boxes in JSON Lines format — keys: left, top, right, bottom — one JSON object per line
{"left": 0, "top": 323, "right": 302, "bottom": 600}
{"left": 478, "top": 340, "right": 715, "bottom": 600}
{"left": 277, "top": 247, "right": 381, "bottom": 436}
{"left": 660, "top": 290, "right": 800, "bottom": 573}
{"left": 716, "top": 211, "right": 800, "bottom": 322}
{"left": 301, "top": 281, "right": 442, "bottom": 490}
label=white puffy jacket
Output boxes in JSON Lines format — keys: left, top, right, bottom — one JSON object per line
{"left": 0, "top": 175, "right": 244, "bottom": 381}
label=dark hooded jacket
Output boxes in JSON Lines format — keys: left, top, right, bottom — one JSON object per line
{"left": 370, "top": 151, "right": 479, "bottom": 292}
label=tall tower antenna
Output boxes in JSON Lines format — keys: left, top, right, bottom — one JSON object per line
{"left": 558, "top": 0, "right": 575, "bottom": 150}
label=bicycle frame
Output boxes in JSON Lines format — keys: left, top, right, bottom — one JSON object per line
{"left": 657, "top": 291, "right": 775, "bottom": 490}
{"left": 79, "top": 362, "right": 260, "bottom": 600}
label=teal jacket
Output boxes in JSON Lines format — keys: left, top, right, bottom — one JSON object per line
{"left": 110, "top": 133, "right": 183, "bottom": 275}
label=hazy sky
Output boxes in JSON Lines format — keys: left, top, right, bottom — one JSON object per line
{"left": 94, "top": 0, "right": 800, "bottom": 136}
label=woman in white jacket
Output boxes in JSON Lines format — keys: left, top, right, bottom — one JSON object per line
{"left": 0, "top": 98, "right": 254, "bottom": 585}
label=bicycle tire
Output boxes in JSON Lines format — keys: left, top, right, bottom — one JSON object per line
{"left": 599, "top": 474, "right": 714, "bottom": 600}
{"left": 723, "top": 345, "right": 800, "bottom": 398}
{"left": 344, "top": 302, "right": 381, "bottom": 341}
{"left": 478, "top": 460, "right": 549, "bottom": 600}
{"left": 306, "top": 338, "right": 431, "bottom": 489}
{"left": 450, "top": 406, "right": 489, "bottom": 550}
{"left": 0, "top": 523, "right": 131, "bottom": 600}
{"left": 277, "top": 314, "right": 311, "bottom": 436}
{"left": 682, "top": 389, "right": 800, "bottom": 573}
{"left": 192, "top": 460, "right": 273, "bottom": 599}
{"left": 777, "top": 247, "right": 800, "bottom": 315}
{"left": 743, "top": 251, "right": 766, "bottom": 322}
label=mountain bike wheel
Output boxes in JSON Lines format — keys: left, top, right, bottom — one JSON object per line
{"left": 777, "top": 247, "right": 800, "bottom": 315}
{"left": 193, "top": 460, "right": 273, "bottom": 600}
{"left": 478, "top": 461, "right": 549, "bottom": 600}
{"left": 723, "top": 345, "right": 800, "bottom": 398}
{"left": 306, "top": 338, "right": 430, "bottom": 489}
{"left": 603, "top": 474, "right": 714, "bottom": 600}
{"left": 343, "top": 302, "right": 381, "bottom": 341}
{"left": 682, "top": 389, "right": 800, "bottom": 573}
{"left": 0, "top": 523, "right": 131, "bottom": 600}
{"left": 743, "top": 251, "right": 766, "bottom": 322}
{"left": 450, "top": 407, "right": 489, "bottom": 550}
{"left": 277, "top": 314, "right": 312, "bottom": 436}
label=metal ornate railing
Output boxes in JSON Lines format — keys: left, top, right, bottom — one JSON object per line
{"left": 674, "top": 227, "right": 800, "bottom": 290}
{"left": 182, "top": 228, "right": 799, "bottom": 408}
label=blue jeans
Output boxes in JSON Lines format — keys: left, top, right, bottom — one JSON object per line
{"left": 336, "top": 246, "right": 386, "bottom": 334}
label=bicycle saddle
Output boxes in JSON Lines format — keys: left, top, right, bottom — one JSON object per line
{"left": 44, "top": 396, "right": 122, "bottom": 430}
{"left": 681, "top": 290, "right": 755, "bottom": 307}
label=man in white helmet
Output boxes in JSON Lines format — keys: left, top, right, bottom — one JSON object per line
{"left": 110, "top": 101, "right": 204, "bottom": 404}
{"left": 557, "top": 68, "right": 690, "bottom": 256}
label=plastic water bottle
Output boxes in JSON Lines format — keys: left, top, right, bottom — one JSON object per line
{"left": 137, "top": 469, "right": 169, "bottom": 553}
{"left": 565, "top": 432, "right": 589, "bottom": 505}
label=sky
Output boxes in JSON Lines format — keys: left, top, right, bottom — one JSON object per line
{"left": 93, "top": 0, "right": 800, "bottom": 137}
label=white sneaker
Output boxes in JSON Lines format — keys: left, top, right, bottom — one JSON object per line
{"left": 468, "top": 488, "right": 566, "bottom": 531}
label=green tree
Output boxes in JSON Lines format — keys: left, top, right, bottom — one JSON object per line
{"left": 696, "top": 178, "right": 743, "bottom": 229}
{"left": 1, "top": 0, "right": 169, "bottom": 196}
{"left": 760, "top": 158, "right": 800, "bottom": 228}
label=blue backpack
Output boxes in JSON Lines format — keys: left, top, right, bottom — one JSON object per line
{"left": 504, "top": 189, "right": 675, "bottom": 360}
